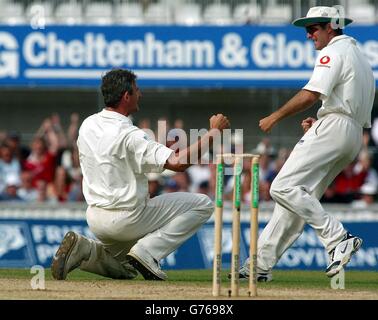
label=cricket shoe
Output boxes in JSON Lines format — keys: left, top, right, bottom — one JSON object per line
{"left": 51, "top": 231, "right": 90, "bottom": 280}
{"left": 126, "top": 245, "right": 167, "bottom": 281}
{"left": 227, "top": 263, "right": 273, "bottom": 282}
{"left": 326, "top": 232, "right": 363, "bottom": 278}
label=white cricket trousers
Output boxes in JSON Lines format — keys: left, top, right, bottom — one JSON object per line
{"left": 257, "top": 113, "right": 363, "bottom": 272}
{"left": 79, "top": 192, "right": 213, "bottom": 278}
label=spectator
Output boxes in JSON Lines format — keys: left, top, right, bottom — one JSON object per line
{"left": 323, "top": 152, "right": 372, "bottom": 204}
{"left": 198, "top": 180, "right": 210, "bottom": 195}
{"left": 23, "top": 137, "right": 56, "bottom": 187}
{"left": 67, "top": 176, "right": 84, "bottom": 202}
{"left": 321, "top": 184, "right": 337, "bottom": 203}
{"left": 352, "top": 183, "right": 377, "bottom": 208}
{"left": 54, "top": 145, "right": 83, "bottom": 202}
{"left": 36, "top": 114, "right": 67, "bottom": 152}
{"left": 244, "top": 147, "right": 291, "bottom": 203}
{"left": 259, "top": 180, "right": 271, "bottom": 203}
{"left": 265, "top": 148, "right": 291, "bottom": 184}
{"left": 354, "top": 150, "right": 376, "bottom": 178}
{"left": 61, "top": 146, "right": 82, "bottom": 182}
{"left": 171, "top": 171, "right": 190, "bottom": 192}
{"left": 352, "top": 150, "right": 378, "bottom": 207}
{"left": 0, "top": 144, "right": 21, "bottom": 193}
{"left": 331, "top": 162, "right": 366, "bottom": 203}
{"left": 156, "top": 116, "right": 171, "bottom": 145}
{"left": 67, "top": 113, "right": 80, "bottom": 147}
{"left": 35, "top": 180, "right": 57, "bottom": 203}
{"left": 163, "top": 179, "right": 180, "bottom": 193}
{"left": 258, "top": 153, "right": 273, "bottom": 183}
{"left": 52, "top": 166, "right": 71, "bottom": 201}
{"left": 173, "top": 118, "right": 185, "bottom": 130}
{"left": 138, "top": 118, "right": 151, "bottom": 130}
{"left": 167, "top": 119, "right": 187, "bottom": 153}
{"left": 254, "top": 137, "right": 276, "bottom": 157}
{"left": 5, "top": 132, "right": 30, "bottom": 162}
{"left": 187, "top": 163, "right": 211, "bottom": 193}
{"left": 17, "top": 171, "right": 38, "bottom": 202}
{"left": 0, "top": 131, "right": 6, "bottom": 144}
{"left": 0, "top": 174, "right": 22, "bottom": 201}
{"left": 138, "top": 118, "right": 156, "bottom": 140}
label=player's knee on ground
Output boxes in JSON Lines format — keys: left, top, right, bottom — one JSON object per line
{"left": 110, "top": 271, "right": 138, "bottom": 280}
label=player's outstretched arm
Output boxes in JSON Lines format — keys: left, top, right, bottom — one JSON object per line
{"left": 259, "top": 89, "right": 320, "bottom": 133}
{"left": 164, "top": 114, "right": 230, "bottom": 172}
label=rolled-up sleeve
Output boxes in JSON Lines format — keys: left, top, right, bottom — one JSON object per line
{"left": 125, "top": 129, "right": 173, "bottom": 173}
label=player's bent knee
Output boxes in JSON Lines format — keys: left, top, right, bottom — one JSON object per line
{"left": 269, "top": 183, "right": 283, "bottom": 202}
{"left": 197, "top": 194, "right": 214, "bottom": 217}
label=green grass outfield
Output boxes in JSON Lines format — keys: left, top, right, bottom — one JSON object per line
{"left": 1, "top": 268, "right": 377, "bottom": 291}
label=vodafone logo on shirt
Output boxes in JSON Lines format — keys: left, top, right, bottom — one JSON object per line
{"left": 316, "top": 55, "right": 331, "bottom": 68}
{"left": 320, "top": 56, "right": 331, "bottom": 65}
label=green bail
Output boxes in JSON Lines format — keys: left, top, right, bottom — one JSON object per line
{"left": 252, "top": 163, "right": 259, "bottom": 208}
{"left": 216, "top": 163, "right": 224, "bottom": 207}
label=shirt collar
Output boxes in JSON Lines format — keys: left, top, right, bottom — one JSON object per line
{"left": 327, "top": 35, "right": 356, "bottom": 47}
{"left": 99, "top": 109, "right": 133, "bottom": 125}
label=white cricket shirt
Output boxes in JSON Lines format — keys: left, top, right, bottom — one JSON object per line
{"left": 304, "top": 35, "right": 375, "bottom": 128}
{"left": 77, "top": 109, "right": 173, "bottom": 209}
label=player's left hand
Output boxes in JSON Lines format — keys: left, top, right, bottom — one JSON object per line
{"left": 301, "top": 117, "right": 317, "bottom": 133}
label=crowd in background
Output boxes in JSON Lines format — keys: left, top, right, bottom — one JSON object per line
{"left": 1, "top": 113, "right": 378, "bottom": 208}
{"left": 0, "top": 113, "right": 83, "bottom": 203}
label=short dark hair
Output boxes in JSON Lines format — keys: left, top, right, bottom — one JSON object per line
{"left": 319, "top": 22, "right": 344, "bottom": 36}
{"left": 101, "top": 69, "right": 137, "bottom": 107}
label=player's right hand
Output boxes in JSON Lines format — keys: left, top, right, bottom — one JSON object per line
{"left": 210, "top": 114, "right": 230, "bottom": 131}
{"left": 301, "top": 117, "right": 316, "bottom": 133}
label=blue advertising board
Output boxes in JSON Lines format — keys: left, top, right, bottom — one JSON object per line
{"left": 1, "top": 214, "right": 377, "bottom": 271}
{"left": 0, "top": 25, "right": 377, "bottom": 88}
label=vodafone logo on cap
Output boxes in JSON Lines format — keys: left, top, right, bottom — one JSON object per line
{"left": 320, "top": 56, "right": 331, "bottom": 65}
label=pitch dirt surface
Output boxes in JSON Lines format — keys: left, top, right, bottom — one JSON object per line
{"left": 0, "top": 269, "right": 377, "bottom": 300}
